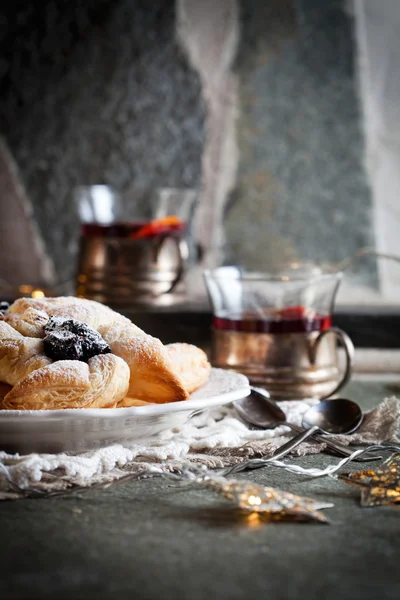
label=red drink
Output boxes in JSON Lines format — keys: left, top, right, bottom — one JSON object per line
{"left": 81, "top": 220, "right": 186, "bottom": 239}
{"left": 77, "top": 218, "right": 188, "bottom": 303}
{"left": 81, "top": 222, "right": 144, "bottom": 238}
{"left": 213, "top": 306, "right": 332, "bottom": 334}
{"left": 205, "top": 266, "right": 345, "bottom": 398}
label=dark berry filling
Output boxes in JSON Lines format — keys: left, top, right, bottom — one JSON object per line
{"left": 43, "top": 317, "right": 111, "bottom": 362}
{"left": 43, "top": 330, "right": 84, "bottom": 361}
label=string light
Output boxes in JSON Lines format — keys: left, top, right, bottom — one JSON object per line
{"left": 340, "top": 452, "right": 400, "bottom": 507}
{"left": 18, "top": 285, "right": 33, "bottom": 294}
{"left": 202, "top": 476, "right": 333, "bottom": 522}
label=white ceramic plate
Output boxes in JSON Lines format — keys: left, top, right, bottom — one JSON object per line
{"left": 0, "top": 369, "right": 249, "bottom": 454}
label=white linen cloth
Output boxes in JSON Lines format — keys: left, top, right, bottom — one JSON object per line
{"left": 0, "top": 397, "right": 398, "bottom": 499}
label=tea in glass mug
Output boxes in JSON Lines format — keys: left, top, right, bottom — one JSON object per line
{"left": 204, "top": 265, "right": 354, "bottom": 399}
{"left": 75, "top": 186, "right": 196, "bottom": 306}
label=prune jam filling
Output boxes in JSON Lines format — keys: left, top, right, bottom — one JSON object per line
{"left": 43, "top": 317, "right": 111, "bottom": 362}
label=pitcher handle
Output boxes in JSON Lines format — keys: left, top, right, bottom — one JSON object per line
{"left": 311, "top": 327, "right": 355, "bottom": 399}
{"left": 153, "top": 235, "right": 189, "bottom": 295}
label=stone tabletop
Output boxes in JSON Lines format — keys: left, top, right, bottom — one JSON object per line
{"left": 1, "top": 377, "right": 399, "bottom": 600}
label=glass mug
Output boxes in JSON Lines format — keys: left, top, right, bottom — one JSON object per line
{"left": 75, "top": 186, "right": 197, "bottom": 306}
{"left": 204, "top": 265, "right": 355, "bottom": 399}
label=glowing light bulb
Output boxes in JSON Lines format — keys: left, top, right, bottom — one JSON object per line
{"left": 247, "top": 495, "right": 262, "bottom": 506}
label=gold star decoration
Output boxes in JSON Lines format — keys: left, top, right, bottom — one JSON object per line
{"left": 203, "top": 477, "right": 334, "bottom": 523}
{"left": 339, "top": 452, "right": 400, "bottom": 507}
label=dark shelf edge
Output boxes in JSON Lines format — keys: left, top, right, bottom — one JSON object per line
{"left": 119, "top": 307, "right": 400, "bottom": 349}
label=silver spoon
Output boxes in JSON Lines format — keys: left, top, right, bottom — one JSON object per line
{"left": 269, "top": 398, "right": 383, "bottom": 461}
{"left": 234, "top": 387, "right": 359, "bottom": 457}
{"left": 234, "top": 388, "right": 381, "bottom": 461}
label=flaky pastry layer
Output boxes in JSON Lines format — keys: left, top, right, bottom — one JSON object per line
{"left": 0, "top": 297, "right": 211, "bottom": 409}
{"left": 2, "top": 354, "right": 130, "bottom": 410}
{"left": 165, "top": 343, "right": 211, "bottom": 394}
{"left": 0, "top": 321, "right": 52, "bottom": 386}
{"left": 99, "top": 322, "right": 189, "bottom": 404}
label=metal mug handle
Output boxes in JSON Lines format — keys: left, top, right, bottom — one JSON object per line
{"left": 311, "top": 327, "right": 355, "bottom": 399}
{"left": 152, "top": 235, "right": 189, "bottom": 295}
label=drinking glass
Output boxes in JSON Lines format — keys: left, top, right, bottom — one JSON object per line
{"left": 204, "top": 265, "right": 354, "bottom": 399}
{"left": 75, "top": 186, "right": 196, "bottom": 306}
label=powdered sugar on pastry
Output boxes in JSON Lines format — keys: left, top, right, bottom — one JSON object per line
{"left": 1, "top": 296, "right": 212, "bottom": 409}
{"left": 48, "top": 301, "right": 131, "bottom": 330}
{"left": 2, "top": 355, "right": 130, "bottom": 410}
{"left": 6, "top": 308, "right": 49, "bottom": 338}
{"left": 6, "top": 297, "right": 131, "bottom": 336}
{"left": 100, "top": 322, "right": 189, "bottom": 404}
{"left": 7, "top": 296, "right": 85, "bottom": 315}
{"left": 0, "top": 321, "right": 52, "bottom": 386}
{"left": 98, "top": 320, "right": 146, "bottom": 340}
{"left": 165, "top": 343, "right": 211, "bottom": 393}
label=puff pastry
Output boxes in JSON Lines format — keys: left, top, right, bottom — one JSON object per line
{"left": 118, "top": 398, "right": 153, "bottom": 407}
{"left": 2, "top": 354, "right": 130, "bottom": 410}
{"left": 6, "top": 296, "right": 87, "bottom": 316}
{"left": 165, "top": 343, "right": 211, "bottom": 394}
{"left": 0, "top": 321, "right": 52, "bottom": 386}
{"left": 5, "top": 297, "right": 131, "bottom": 337}
{"left": 0, "top": 382, "right": 12, "bottom": 401}
{"left": 0, "top": 296, "right": 211, "bottom": 410}
{"left": 116, "top": 344, "right": 211, "bottom": 406}
{"left": 99, "top": 321, "right": 189, "bottom": 404}
{"left": 6, "top": 307, "right": 49, "bottom": 338}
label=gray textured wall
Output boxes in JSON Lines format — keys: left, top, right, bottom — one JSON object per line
{"left": 0, "top": 0, "right": 377, "bottom": 296}
{"left": 0, "top": 0, "right": 205, "bottom": 280}
{"left": 224, "top": 0, "right": 376, "bottom": 287}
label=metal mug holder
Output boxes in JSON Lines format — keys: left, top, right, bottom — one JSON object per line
{"left": 212, "top": 325, "right": 354, "bottom": 400}
{"left": 310, "top": 326, "right": 354, "bottom": 398}
{"left": 76, "top": 232, "right": 189, "bottom": 306}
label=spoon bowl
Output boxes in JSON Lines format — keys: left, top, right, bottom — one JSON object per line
{"left": 234, "top": 390, "right": 286, "bottom": 430}
{"left": 302, "top": 398, "right": 363, "bottom": 435}
{"left": 270, "top": 398, "right": 368, "bottom": 460}
{"left": 234, "top": 387, "right": 381, "bottom": 462}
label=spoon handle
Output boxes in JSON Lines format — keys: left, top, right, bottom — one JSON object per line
{"left": 288, "top": 423, "right": 352, "bottom": 455}
{"left": 287, "top": 423, "right": 382, "bottom": 462}
{"left": 272, "top": 426, "right": 320, "bottom": 459}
